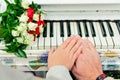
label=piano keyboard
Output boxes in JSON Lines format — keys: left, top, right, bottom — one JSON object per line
{"left": 1, "top": 20, "right": 120, "bottom": 71}
{"left": 23, "top": 20, "right": 120, "bottom": 50}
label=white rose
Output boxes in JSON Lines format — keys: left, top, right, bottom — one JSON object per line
{"left": 21, "top": 0, "right": 30, "bottom": 9}
{"left": 24, "top": 34, "right": 34, "bottom": 44}
{"left": 12, "top": 30, "right": 19, "bottom": 37}
{"left": 33, "top": 14, "right": 39, "bottom": 21}
{"left": 17, "top": 23, "right": 27, "bottom": 32}
{"left": 19, "top": 14, "right": 29, "bottom": 22}
{"left": 39, "top": 25, "right": 44, "bottom": 33}
{"left": 28, "top": 22, "right": 38, "bottom": 30}
{"left": 22, "top": 30, "right": 28, "bottom": 36}
{"left": 16, "top": 37, "right": 24, "bottom": 43}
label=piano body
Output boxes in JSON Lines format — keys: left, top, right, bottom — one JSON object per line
{"left": 0, "top": 0, "right": 120, "bottom": 78}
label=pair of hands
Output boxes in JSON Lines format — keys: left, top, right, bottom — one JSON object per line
{"left": 48, "top": 35, "right": 103, "bottom": 80}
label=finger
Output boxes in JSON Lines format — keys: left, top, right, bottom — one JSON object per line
{"left": 69, "top": 39, "right": 82, "bottom": 55}
{"left": 61, "top": 35, "right": 75, "bottom": 49}
{"left": 87, "top": 39, "right": 96, "bottom": 51}
{"left": 72, "top": 45, "right": 82, "bottom": 61}
{"left": 65, "top": 36, "right": 79, "bottom": 52}
{"left": 82, "top": 39, "right": 90, "bottom": 50}
{"left": 72, "top": 66, "right": 80, "bottom": 78}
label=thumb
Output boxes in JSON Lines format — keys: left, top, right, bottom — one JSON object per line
{"left": 72, "top": 66, "right": 80, "bottom": 79}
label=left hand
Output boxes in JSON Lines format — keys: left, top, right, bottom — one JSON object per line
{"left": 48, "top": 35, "right": 82, "bottom": 70}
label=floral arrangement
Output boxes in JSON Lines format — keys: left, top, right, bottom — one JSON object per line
{"left": 0, "top": 0, "right": 45, "bottom": 58}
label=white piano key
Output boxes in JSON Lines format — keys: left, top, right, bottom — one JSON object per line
{"left": 93, "top": 22, "right": 102, "bottom": 49}
{"left": 103, "top": 22, "right": 114, "bottom": 49}
{"left": 51, "top": 22, "right": 57, "bottom": 48}
{"left": 86, "top": 22, "right": 95, "bottom": 46}
{"left": 110, "top": 22, "right": 120, "bottom": 48}
{"left": 56, "top": 22, "right": 63, "bottom": 47}
{"left": 80, "top": 22, "right": 86, "bottom": 38}
{"left": 73, "top": 22, "right": 78, "bottom": 35}
{"left": 26, "top": 46, "right": 31, "bottom": 50}
{"left": 95, "top": 22, "right": 107, "bottom": 49}
{"left": 31, "top": 38, "right": 38, "bottom": 50}
{"left": 63, "top": 22, "right": 68, "bottom": 41}
{"left": 39, "top": 34, "right": 44, "bottom": 49}
{"left": 44, "top": 22, "right": 50, "bottom": 50}
{"left": 70, "top": 22, "right": 75, "bottom": 35}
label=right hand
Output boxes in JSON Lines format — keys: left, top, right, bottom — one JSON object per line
{"left": 72, "top": 39, "right": 103, "bottom": 80}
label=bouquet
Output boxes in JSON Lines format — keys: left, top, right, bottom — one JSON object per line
{"left": 0, "top": 0, "right": 45, "bottom": 58}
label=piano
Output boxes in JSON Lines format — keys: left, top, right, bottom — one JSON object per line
{"left": 0, "top": 0, "right": 120, "bottom": 78}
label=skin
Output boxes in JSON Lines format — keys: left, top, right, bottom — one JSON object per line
{"left": 48, "top": 35, "right": 82, "bottom": 70}
{"left": 35, "top": 36, "right": 103, "bottom": 80}
{"left": 72, "top": 39, "right": 103, "bottom": 80}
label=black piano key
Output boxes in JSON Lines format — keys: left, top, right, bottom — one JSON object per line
{"left": 83, "top": 21, "right": 89, "bottom": 37}
{"left": 106, "top": 21, "right": 114, "bottom": 36}
{"left": 99, "top": 21, "right": 107, "bottom": 37}
{"left": 50, "top": 21, "right": 53, "bottom": 37}
{"left": 66, "top": 21, "right": 71, "bottom": 37}
{"left": 115, "top": 21, "right": 120, "bottom": 35}
{"left": 89, "top": 21, "right": 96, "bottom": 37}
{"left": 76, "top": 21, "right": 82, "bottom": 37}
{"left": 60, "top": 21, "right": 64, "bottom": 37}
{"left": 43, "top": 22, "right": 47, "bottom": 37}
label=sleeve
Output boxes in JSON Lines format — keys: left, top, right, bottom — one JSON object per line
{"left": 104, "top": 77, "right": 115, "bottom": 80}
{"left": 0, "top": 64, "right": 36, "bottom": 80}
{"left": 42, "top": 66, "right": 73, "bottom": 80}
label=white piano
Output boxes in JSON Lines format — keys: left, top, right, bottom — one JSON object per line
{"left": 0, "top": 0, "right": 120, "bottom": 78}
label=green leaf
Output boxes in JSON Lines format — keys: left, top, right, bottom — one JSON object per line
{"left": 17, "top": 49, "right": 27, "bottom": 58}
{"left": 14, "top": 52, "right": 21, "bottom": 57}
{"left": 14, "top": 0, "right": 22, "bottom": 6}
{"left": 4, "top": 0, "right": 10, "bottom": 5}
{"left": 29, "top": 1, "right": 41, "bottom": 11}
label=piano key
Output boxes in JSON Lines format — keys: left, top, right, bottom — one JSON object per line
{"left": 110, "top": 22, "right": 120, "bottom": 48}
{"left": 83, "top": 21, "right": 89, "bottom": 37}
{"left": 99, "top": 21, "right": 107, "bottom": 37}
{"left": 43, "top": 24, "right": 47, "bottom": 37}
{"left": 103, "top": 22, "right": 114, "bottom": 48}
{"left": 31, "top": 38, "right": 39, "bottom": 50}
{"left": 56, "top": 22, "right": 63, "bottom": 47}
{"left": 39, "top": 34, "right": 44, "bottom": 49}
{"left": 66, "top": 21, "right": 71, "bottom": 37}
{"left": 63, "top": 22, "right": 68, "bottom": 41}
{"left": 106, "top": 21, "right": 114, "bottom": 36}
{"left": 70, "top": 22, "right": 75, "bottom": 35}
{"left": 76, "top": 21, "right": 82, "bottom": 37}
{"left": 89, "top": 21, "right": 96, "bottom": 37}
{"left": 51, "top": 22, "right": 57, "bottom": 49}
{"left": 73, "top": 22, "right": 78, "bottom": 35}
{"left": 80, "top": 22, "right": 86, "bottom": 38}
{"left": 50, "top": 21, "right": 54, "bottom": 37}
{"left": 44, "top": 22, "right": 50, "bottom": 49}
{"left": 60, "top": 21, "right": 64, "bottom": 37}
{"left": 86, "top": 22, "right": 95, "bottom": 46}
{"left": 95, "top": 22, "right": 107, "bottom": 49}
{"left": 91, "top": 22, "right": 101, "bottom": 48}
{"left": 26, "top": 46, "right": 31, "bottom": 50}
{"left": 115, "top": 21, "right": 120, "bottom": 34}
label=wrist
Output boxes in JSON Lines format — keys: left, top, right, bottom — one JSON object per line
{"left": 96, "top": 73, "right": 107, "bottom": 80}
